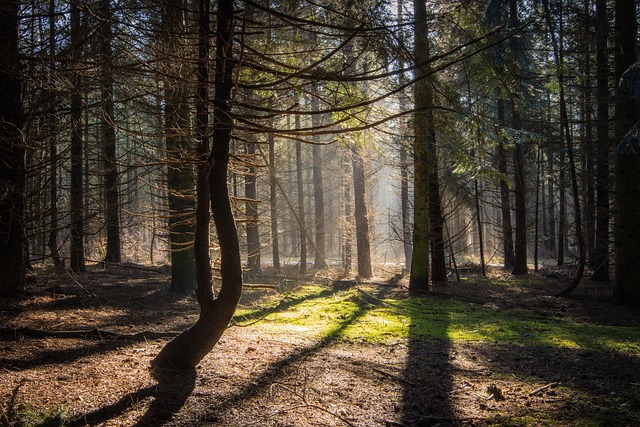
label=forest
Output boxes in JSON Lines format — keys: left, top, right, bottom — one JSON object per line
{"left": 1, "top": 0, "right": 640, "bottom": 425}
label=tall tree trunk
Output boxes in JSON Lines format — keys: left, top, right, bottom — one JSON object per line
{"left": 0, "top": 0, "right": 26, "bottom": 296}
{"left": 343, "top": 153, "right": 352, "bottom": 273}
{"left": 512, "top": 105, "right": 528, "bottom": 275}
{"left": 591, "top": 0, "right": 610, "bottom": 281}
{"left": 352, "top": 145, "right": 372, "bottom": 279}
{"left": 613, "top": 0, "right": 639, "bottom": 305}
{"left": 543, "top": 0, "right": 586, "bottom": 296}
{"left": 47, "top": 0, "right": 62, "bottom": 267}
{"left": 295, "top": 110, "right": 307, "bottom": 275}
{"left": 100, "top": 0, "right": 121, "bottom": 263}
{"left": 245, "top": 139, "right": 260, "bottom": 273}
{"left": 268, "top": 107, "right": 280, "bottom": 272}
{"left": 397, "top": 0, "right": 412, "bottom": 274}
{"left": 409, "top": 0, "right": 431, "bottom": 292}
{"left": 311, "top": 91, "right": 327, "bottom": 269}
{"left": 496, "top": 96, "right": 515, "bottom": 269}
{"left": 153, "top": 0, "right": 241, "bottom": 368}
{"left": 69, "top": 0, "right": 85, "bottom": 272}
{"left": 558, "top": 146, "right": 566, "bottom": 266}
{"left": 429, "top": 161, "right": 447, "bottom": 281}
{"left": 547, "top": 145, "right": 556, "bottom": 256}
{"left": 164, "top": 0, "right": 197, "bottom": 293}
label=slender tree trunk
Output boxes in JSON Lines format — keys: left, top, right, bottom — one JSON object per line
{"left": 397, "top": 0, "right": 412, "bottom": 274}
{"left": 496, "top": 96, "right": 515, "bottom": 269}
{"left": 352, "top": 145, "right": 372, "bottom": 279}
{"left": 295, "top": 110, "right": 307, "bottom": 275}
{"left": 245, "top": 139, "right": 260, "bottom": 273}
{"left": 268, "top": 109, "right": 280, "bottom": 272}
{"left": 100, "top": 0, "right": 121, "bottom": 263}
{"left": 474, "top": 177, "right": 486, "bottom": 277}
{"left": 429, "top": 161, "right": 447, "bottom": 281}
{"left": 613, "top": 0, "right": 639, "bottom": 305}
{"left": 69, "top": 0, "right": 85, "bottom": 272}
{"left": 543, "top": 0, "right": 586, "bottom": 296}
{"left": 343, "top": 153, "right": 352, "bottom": 273}
{"left": 512, "top": 105, "right": 528, "bottom": 275}
{"left": 558, "top": 141, "right": 566, "bottom": 266}
{"left": 47, "top": 0, "right": 62, "bottom": 267}
{"left": 153, "top": 0, "right": 241, "bottom": 368}
{"left": 310, "top": 90, "right": 327, "bottom": 269}
{"left": 591, "top": 0, "right": 610, "bottom": 281}
{"left": 409, "top": 0, "right": 431, "bottom": 292}
{"left": 0, "top": 0, "right": 26, "bottom": 296}
{"left": 547, "top": 145, "right": 556, "bottom": 256}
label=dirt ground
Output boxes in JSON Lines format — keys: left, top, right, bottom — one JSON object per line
{"left": 1, "top": 264, "right": 639, "bottom": 426}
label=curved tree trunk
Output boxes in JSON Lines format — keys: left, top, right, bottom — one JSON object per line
{"left": 152, "top": 0, "right": 241, "bottom": 369}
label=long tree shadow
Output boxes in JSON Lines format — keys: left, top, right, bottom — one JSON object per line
{"left": 68, "top": 367, "right": 196, "bottom": 427}
{"left": 401, "top": 290, "right": 455, "bottom": 426}
{"left": 197, "top": 284, "right": 394, "bottom": 424}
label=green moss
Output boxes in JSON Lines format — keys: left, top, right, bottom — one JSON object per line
{"left": 2, "top": 403, "right": 69, "bottom": 427}
{"left": 234, "top": 285, "right": 640, "bottom": 356}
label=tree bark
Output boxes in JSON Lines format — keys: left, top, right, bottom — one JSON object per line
{"left": 496, "top": 96, "right": 515, "bottom": 269}
{"left": 268, "top": 108, "right": 280, "bottom": 271}
{"left": 295, "top": 110, "right": 307, "bottom": 275}
{"left": 100, "top": 0, "right": 121, "bottom": 263}
{"left": 352, "top": 146, "right": 372, "bottom": 279}
{"left": 409, "top": 0, "right": 431, "bottom": 292}
{"left": 0, "top": 0, "right": 26, "bottom": 296}
{"left": 69, "top": 0, "right": 85, "bottom": 272}
{"left": 311, "top": 91, "right": 327, "bottom": 269}
{"left": 163, "top": 0, "right": 197, "bottom": 293}
{"left": 153, "top": 0, "right": 241, "bottom": 369}
{"left": 512, "top": 108, "right": 528, "bottom": 275}
{"left": 47, "top": 0, "right": 63, "bottom": 267}
{"left": 245, "top": 139, "right": 260, "bottom": 273}
{"left": 613, "top": 0, "right": 639, "bottom": 305}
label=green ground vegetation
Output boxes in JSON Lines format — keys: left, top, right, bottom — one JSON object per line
{"left": 234, "top": 284, "right": 640, "bottom": 356}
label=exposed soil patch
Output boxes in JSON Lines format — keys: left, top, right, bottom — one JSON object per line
{"left": 1, "top": 264, "right": 639, "bottom": 426}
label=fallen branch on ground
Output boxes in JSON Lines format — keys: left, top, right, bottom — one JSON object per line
{"left": 529, "top": 382, "right": 560, "bottom": 396}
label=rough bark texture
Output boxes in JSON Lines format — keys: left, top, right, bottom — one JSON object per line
{"left": 496, "top": 97, "right": 514, "bottom": 270}
{"left": 100, "top": 0, "right": 121, "bottom": 264}
{"left": 409, "top": 0, "right": 431, "bottom": 292}
{"left": 0, "top": 0, "right": 26, "bottom": 296}
{"left": 152, "top": 0, "right": 241, "bottom": 368}
{"left": 69, "top": 0, "right": 85, "bottom": 272}
{"left": 352, "top": 146, "right": 372, "bottom": 279}
{"left": 245, "top": 139, "right": 260, "bottom": 273}
{"left": 164, "top": 0, "right": 196, "bottom": 294}
{"left": 613, "top": 0, "right": 639, "bottom": 305}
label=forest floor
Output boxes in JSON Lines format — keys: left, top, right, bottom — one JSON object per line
{"left": 1, "top": 263, "right": 640, "bottom": 427}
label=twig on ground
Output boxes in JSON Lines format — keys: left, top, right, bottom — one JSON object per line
{"left": 529, "top": 382, "right": 560, "bottom": 396}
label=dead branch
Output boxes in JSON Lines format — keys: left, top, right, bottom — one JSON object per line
{"left": 529, "top": 382, "right": 560, "bottom": 396}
